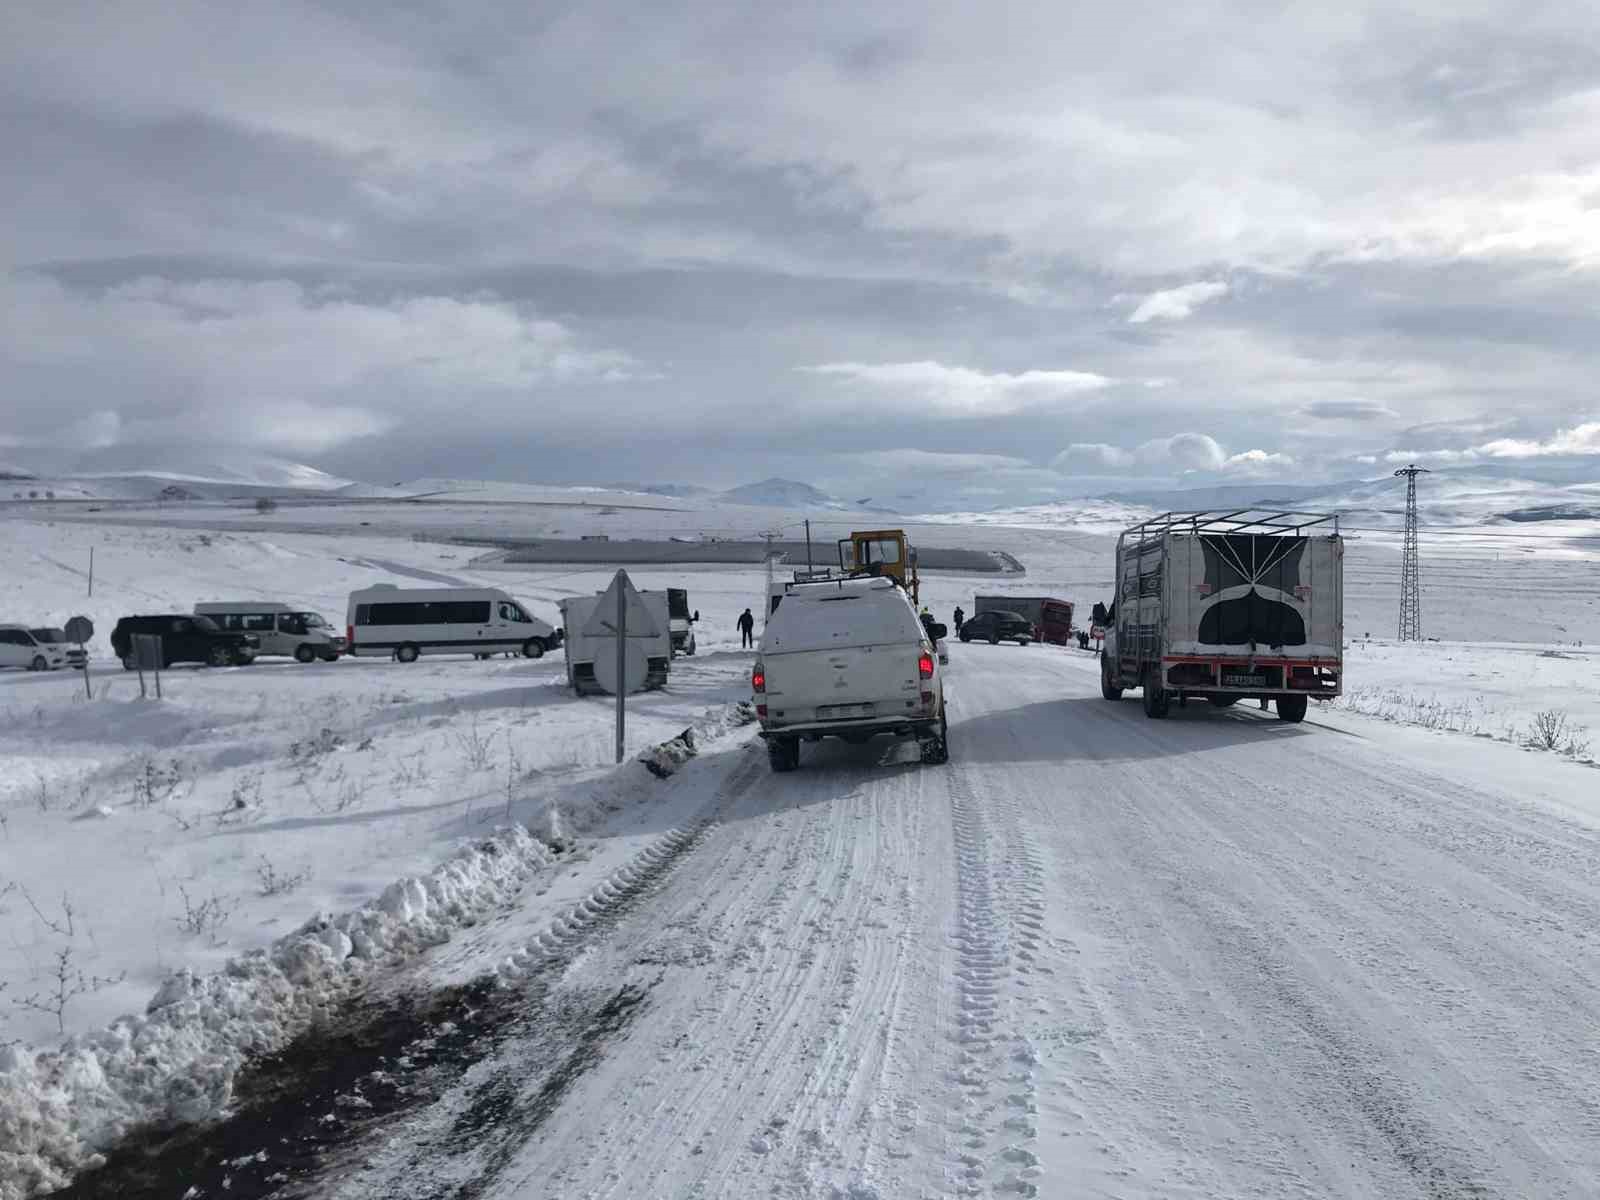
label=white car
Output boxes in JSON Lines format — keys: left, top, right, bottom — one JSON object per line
{"left": 0, "top": 625, "right": 70, "bottom": 671}
{"left": 753, "top": 576, "right": 949, "bottom": 772}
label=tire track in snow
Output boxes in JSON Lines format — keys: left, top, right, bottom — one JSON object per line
{"left": 945, "top": 763, "right": 1042, "bottom": 1197}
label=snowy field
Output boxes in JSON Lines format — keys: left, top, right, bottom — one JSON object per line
{"left": 2, "top": 502, "right": 1599, "bottom": 1197}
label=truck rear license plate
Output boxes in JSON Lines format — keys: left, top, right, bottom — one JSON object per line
{"left": 818, "top": 703, "right": 873, "bottom": 719}
{"left": 1222, "top": 673, "right": 1267, "bottom": 688}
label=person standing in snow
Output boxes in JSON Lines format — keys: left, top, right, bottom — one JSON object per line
{"left": 737, "top": 607, "right": 756, "bottom": 649}
{"left": 953, "top": 606, "right": 965, "bottom": 635}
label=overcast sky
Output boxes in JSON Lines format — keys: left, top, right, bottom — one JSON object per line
{"left": 4, "top": 1, "right": 1600, "bottom": 505}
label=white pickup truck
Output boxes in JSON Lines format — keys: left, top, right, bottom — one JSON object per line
{"left": 753, "top": 576, "right": 949, "bottom": 772}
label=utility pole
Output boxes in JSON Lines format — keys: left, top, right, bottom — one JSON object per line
{"left": 805, "top": 519, "right": 813, "bottom": 574}
{"left": 1395, "top": 464, "right": 1429, "bottom": 641}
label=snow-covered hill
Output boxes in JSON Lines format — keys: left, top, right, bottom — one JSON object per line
{"left": 716, "top": 478, "right": 841, "bottom": 508}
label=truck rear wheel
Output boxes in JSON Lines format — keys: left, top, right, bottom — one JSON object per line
{"left": 920, "top": 712, "right": 950, "bottom": 765}
{"left": 1276, "top": 695, "right": 1308, "bottom": 723}
{"left": 396, "top": 644, "right": 420, "bottom": 663}
{"left": 1142, "top": 672, "right": 1170, "bottom": 719}
{"left": 1100, "top": 656, "right": 1123, "bottom": 701}
{"left": 767, "top": 736, "right": 800, "bottom": 773}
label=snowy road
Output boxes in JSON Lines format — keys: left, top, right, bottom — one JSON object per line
{"left": 152, "top": 646, "right": 1600, "bottom": 1198}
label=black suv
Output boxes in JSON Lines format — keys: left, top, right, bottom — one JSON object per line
{"left": 958, "top": 610, "right": 1034, "bottom": 645}
{"left": 111, "top": 615, "right": 259, "bottom": 669}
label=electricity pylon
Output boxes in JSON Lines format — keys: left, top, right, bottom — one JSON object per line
{"left": 1394, "top": 464, "right": 1429, "bottom": 641}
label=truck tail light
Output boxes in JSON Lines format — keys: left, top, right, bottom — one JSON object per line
{"left": 918, "top": 652, "right": 934, "bottom": 679}
{"left": 752, "top": 661, "right": 766, "bottom": 692}
{"left": 347, "top": 624, "right": 355, "bottom": 647}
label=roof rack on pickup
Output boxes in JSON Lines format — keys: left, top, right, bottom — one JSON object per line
{"left": 1122, "top": 509, "right": 1340, "bottom": 551}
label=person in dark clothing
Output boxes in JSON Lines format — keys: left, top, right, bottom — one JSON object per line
{"left": 737, "top": 607, "right": 756, "bottom": 649}
{"left": 953, "top": 606, "right": 965, "bottom": 634}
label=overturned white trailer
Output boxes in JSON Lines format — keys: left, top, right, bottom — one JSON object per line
{"left": 559, "top": 589, "right": 672, "bottom": 695}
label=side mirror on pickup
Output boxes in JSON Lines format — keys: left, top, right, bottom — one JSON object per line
{"left": 927, "top": 622, "right": 948, "bottom": 640}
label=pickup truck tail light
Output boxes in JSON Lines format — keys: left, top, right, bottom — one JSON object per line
{"left": 752, "top": 661, "right": 766, "bottom": 693}
{"left": 917, "top": 652, "right": 934, "bottom": 679}
{"left": 347, "top": 624, "right": 355, "bottom": 648}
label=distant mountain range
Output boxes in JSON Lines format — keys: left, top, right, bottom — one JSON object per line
{"left": 4, "top": 454, "right": 1597, "bottom": 527}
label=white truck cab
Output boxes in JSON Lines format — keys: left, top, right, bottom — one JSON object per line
{"left": 753, "top": 576, "right": 949, "bottom": 772}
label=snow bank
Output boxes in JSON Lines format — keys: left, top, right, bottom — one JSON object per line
{"left": 637, "top": 700, "right": 757, "bottom": 777}
{"left": 0, "top": 826, "right": 555, "bottom": 1199}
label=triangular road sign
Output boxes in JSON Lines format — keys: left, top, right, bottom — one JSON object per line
{"left": 582, "top": 569, "right": 661, "bottom": 638}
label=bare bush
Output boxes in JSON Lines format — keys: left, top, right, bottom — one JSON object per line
{"left": 290, "top": 727, "right": 345, "bottom": 765}
{"left": 10, "top": 946, "right": 125, "bottom": 1034}
{"left": 1529, "top": 709, "right": 1570, "bottom": 751}
{"left": 19, "top": 885, "right": 75, "bottom": 938}
{"left": 254, "top": 497, "right": 278, "bottom": 514}
{"left": 391, "top": 749, "right": 430, "bottom": 789}
{"left": 230, "top": 771, "right": 264, "bottom": 811}
{"left": 131, "top": 755, "right": 183, "bottom": 808}
{"left": 173, "top": 883, "right": 236, "bottom": 944}
{"left": 31, "top": 773, "right": 55, "bottom": 813}
{"left": 452, "top": 717, "right": 494, "bottom": 771}
{"left": 255, "top": 855, "right": 309, "bottom": 897}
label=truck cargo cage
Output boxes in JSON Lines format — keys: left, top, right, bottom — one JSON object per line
{"left": 1121, "top": 509, "right": 1340, "bottom": 554}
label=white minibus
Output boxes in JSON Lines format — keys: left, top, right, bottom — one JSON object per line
{"left": 346, "top": 585, "right": 558, "bottom": 662}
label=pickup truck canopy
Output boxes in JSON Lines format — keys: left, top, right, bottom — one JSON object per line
{"left": 762, "top": 579, "right": 924, "bottom": 655}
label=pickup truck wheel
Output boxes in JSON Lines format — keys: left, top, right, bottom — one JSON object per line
{"left": 396, "top": 644, "right": 420, "bottom": 663}
{"left": 1142, "top": 672, "right": 1170, "bottom": 719}
{"left": 767, "top": 737, "right": 799, "bottom": 773}
{"left": 1276, "top": 695, "right": 1308, "bottom": 723}
{"left": 1100, "top": 657, "right": 1123, "bottom": 701}
{"left": 522, "top": 638, "right": 546, "bottom": 659}
{"left": 920, "top": 712, "right": 950, "bottom": 765}
{"left": 1209, "top": 695, "right": 1239, "bottom": 708}
{"left": 295, "top": 644, "right": 317, "bottom": 664}
{"left": 207, "top": 646, "right": 231, "bottom": 668}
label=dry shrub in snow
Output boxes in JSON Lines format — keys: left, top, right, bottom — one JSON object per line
{"left": 10, "top": 948, "right": 125, "bottom": 1036}
{"left": 172, "top": 884, "right": 237, "bottom": 945}
{"left": 255, "top": 856, "right": 309, "bottom": 898}
{"left": 1528, "top": 709, "right": 1570, "bottom": 751}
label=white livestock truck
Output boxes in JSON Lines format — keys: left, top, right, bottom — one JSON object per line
{"left": 1100, "top": 511, "right": 1344, "bottom": 723}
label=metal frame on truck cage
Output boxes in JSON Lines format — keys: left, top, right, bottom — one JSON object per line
{"left": 1120, "top": 509, "right": 1340, "bottom": 554}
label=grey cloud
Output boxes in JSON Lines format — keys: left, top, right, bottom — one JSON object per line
{"left": 1302, "top": 399, "right": 1394, "bottom": 420}
{"left": 4, "top": 2, "right": 1600, "bottom": 504}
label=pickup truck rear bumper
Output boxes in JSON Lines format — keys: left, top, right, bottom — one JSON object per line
{"left": 760, "top": 716, "right": 940, "bottom": 741}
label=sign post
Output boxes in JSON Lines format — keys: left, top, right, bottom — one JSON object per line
{"left": 64, "top": 615, "right": 94, "bottom": 700}
{"left": 581, "top": 570, "right": 661, "bottom": 764}
{"left": 615, "top": 577, "right": 626, "bottom": 764}
{"left": 132, "top": 633, "right": 163, "bottom": 700}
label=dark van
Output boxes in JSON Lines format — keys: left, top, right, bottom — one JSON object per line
{"left": 110, "top": 614, "right": 259, "bottom": 669}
